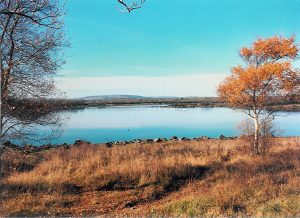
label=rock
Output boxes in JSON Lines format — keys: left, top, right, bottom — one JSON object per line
{"left": 153, "top": 138, "right": 162, "bottom": 143}
{"left": 41, "top": 144, "right": 52, "bottom": 150}
{"left": 171, "top": 136, "right": 178, "bottom": 140}
{"left": 119, "top": 141, "right": 129, "bottom": 145}
{"left": 161, "top": 138, "right": 168, "bottom": 142}
{"left": 74, "top": 139, "right": 83, "bottom": 145}
{"left": 153, "top": 138, "right": 167, "bottom": 143}
{"left": 62, "top": 143, "right": 70, "bottom": 149}
{"left": 23, "top": 144, "right": 33, "bottom": 150}
{"left": 146, "top": 139, "right": 153, "bottom": 143}
{"left": 105, "top": 142, "right": 113, "bottom": 147}
{"left": 219, "top": 134, "right": 227, "bottom": 140}
{"left": 2, "top": 141, "right": 18, "bottom": 149}
{"left": 200, "top": 136, "right": 211, "bottom": 140}
{"left": 179, "top": 137, "right": 189, "bottom": 141}
{"left": 55, "top": 143, "right": 69, "bottom": 149}
{"left": 2, "top": 141, "right": 11, "bottom": 146}
{"left": 74, "top": 139, "right": 91, "bottom": 146}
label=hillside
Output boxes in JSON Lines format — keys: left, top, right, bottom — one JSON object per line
{"left": 81, "top": 95, "right": 148, "bottom": 100}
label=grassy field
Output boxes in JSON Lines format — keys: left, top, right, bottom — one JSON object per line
{"left": 0, "top": 137, "right": 300, "bottom": 216}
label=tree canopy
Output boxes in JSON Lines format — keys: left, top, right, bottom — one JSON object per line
{"left": 218, "top": 36, "right": 300, "bottom": 154}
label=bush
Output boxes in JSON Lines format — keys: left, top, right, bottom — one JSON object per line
{"left": 237, "top": 118, "right": 281, "bottom": 154}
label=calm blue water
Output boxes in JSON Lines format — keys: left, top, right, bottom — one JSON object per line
{"left": 35, "top": 106, "right": 300, "bottom": 145}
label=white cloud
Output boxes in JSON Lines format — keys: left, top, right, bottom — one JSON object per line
{"left": 56, "top": 74, "right": 227, "bottom": 98}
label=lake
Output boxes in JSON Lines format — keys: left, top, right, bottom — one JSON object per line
{"left": 34, "top": 106, "right": 300, "bottom": 145}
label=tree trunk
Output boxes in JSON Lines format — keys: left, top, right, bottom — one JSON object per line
{"left": 253, "top": 116, "right": 260, "bottom": 155}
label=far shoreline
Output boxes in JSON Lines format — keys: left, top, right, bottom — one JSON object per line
{"left": 47, "top": 96, "right": 300, "bottom": 112}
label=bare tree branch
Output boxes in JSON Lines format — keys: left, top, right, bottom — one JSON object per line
{"left": 116, "top": 0, "right": 145, "bottom": 13}
{"left": 0, "top": 0, "right": 66, "bottom": 144}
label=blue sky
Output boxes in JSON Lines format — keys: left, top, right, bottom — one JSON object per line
{"left": 57, "top": 0, "right": 300, "bottom": 97}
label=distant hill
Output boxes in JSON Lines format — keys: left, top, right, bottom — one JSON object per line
{"left": 81, "top": 95, "right": 149, "bottom": 100}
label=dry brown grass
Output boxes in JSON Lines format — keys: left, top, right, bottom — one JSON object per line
{"left": 0, "top": 137, "right": 299, "bottom": 216}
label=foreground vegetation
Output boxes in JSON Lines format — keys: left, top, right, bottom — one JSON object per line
{"left": 0, "top": 137, "right": 299, "bottom": 216}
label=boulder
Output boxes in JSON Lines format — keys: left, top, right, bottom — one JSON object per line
{"left": 153, "top": 138, "right": 162, "bottom": 143}
{"left": 74, "top": 139, "right": 83, "bottom": 145}
{"left": 41, "top": 144, "right": 52, "bottom": 150}
{"left": 2, "top": 141, "right": 12, "bottom": 147}
{"left": 119, "top": 141, "right": 129, "bottom": 145}
{"left": 171, "top": 136, "right": 178, "bottom": 140}
{"left": 219, "top": 134, "right": 227, "bottom": 140}
{"left": 2, "top": 141, "right": 19, "bottom": 149}
{"left": 200, "top": 136, "right": 208, "bottom": 140}
{"left": 23, "top": 144, "right": 33, "bottom": 149}
{"left": 179, "top": 137, "right": 189, "bottom": 141}
{"left": 62, "top": 143, "right": 70, "bottom": 149}
{"left": 105, "top": 142, "right": 113, "bottom": 147}
{"left": 74, "top": 139, "right": 91, "bottom": 146}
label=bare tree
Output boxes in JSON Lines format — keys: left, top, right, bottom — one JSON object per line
{"left": 0, "top": 0, "right": 66, "bottom": 143}
{"left": 0, "top": 0, "right": 144, "bottom": 143}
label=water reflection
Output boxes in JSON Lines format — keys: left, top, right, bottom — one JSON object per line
{"left": 35, "top": 106, "right": 299, "bottom": 145}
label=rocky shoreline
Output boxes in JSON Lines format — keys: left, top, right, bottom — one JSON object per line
{"left": 0, "top": 135, "right": 238, "bottom": 153}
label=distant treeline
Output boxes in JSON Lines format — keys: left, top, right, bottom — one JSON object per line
{"left": 50, "top": 97, "right": 226, "bottom": 109}
{"left": 8, "top": 97, "right": 300, "bottom": 112}
{"left": 46, "top": 96, "right": 300, "bottom": 112}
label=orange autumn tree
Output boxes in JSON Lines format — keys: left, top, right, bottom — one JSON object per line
{"left": 218, "top": 36, "right": 300, "bottom": 154}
